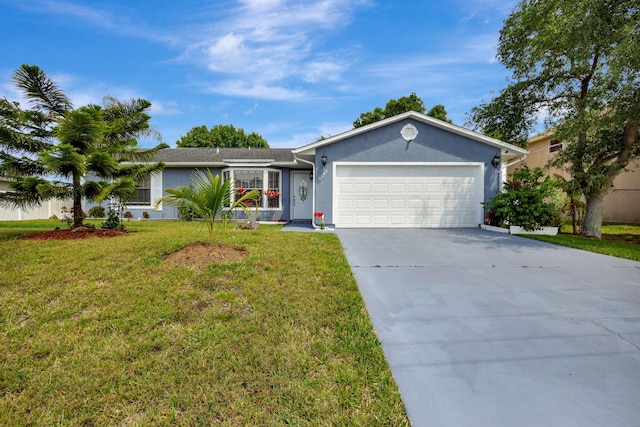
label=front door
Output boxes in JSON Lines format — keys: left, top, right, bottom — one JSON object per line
{"left": 291, "top": 171, "right": 313, "bottom": 220}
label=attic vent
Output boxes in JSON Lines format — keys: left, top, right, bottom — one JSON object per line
{"left": 401, "top": 124, "right": 419, "bottom": 142}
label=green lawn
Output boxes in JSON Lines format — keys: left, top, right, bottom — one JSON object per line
{"left": 524, "top": 223, "right": 640, "bottom": 261}
{"left": 0, "top": 220, "right": 409, "bottom": 426}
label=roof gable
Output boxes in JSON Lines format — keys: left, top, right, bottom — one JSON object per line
{"left": 293, "top": 111, "right": 527, "bottom": 160}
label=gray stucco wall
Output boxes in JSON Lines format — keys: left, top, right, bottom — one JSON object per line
{"left": 314, "top": 118, "right": 501, "bottom": 225}
{"left": 85, "top": 166, "right": 291, "bottom": 220}
{"left": 151, "top": 166, "right": 291, "bottom": 221}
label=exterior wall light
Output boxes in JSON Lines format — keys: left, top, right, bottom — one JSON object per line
{"left": 321, "top": 154, "right": 327, "bottom": 167}
{"left": 492, "top": 154, "right": 501, "bottom": 168}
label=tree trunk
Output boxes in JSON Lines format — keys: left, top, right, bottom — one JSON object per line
{"left": 73, "top": 174, "right": 83, "bottom": 228}
{"left": 581, "top": 195, "right": 604, "bottom": 239}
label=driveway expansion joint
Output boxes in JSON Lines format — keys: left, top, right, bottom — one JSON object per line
{"left": 591, "top": 318, "right": 640, "bottom": 352}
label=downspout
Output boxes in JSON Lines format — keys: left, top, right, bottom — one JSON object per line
{"left": 292, "top": 154, "right": 317, "bottom": 228}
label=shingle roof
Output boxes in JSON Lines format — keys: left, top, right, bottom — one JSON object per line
{"left": 152, "top": 147, "right": 297, "bottom": 165}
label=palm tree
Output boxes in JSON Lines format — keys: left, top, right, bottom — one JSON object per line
{"left": 0, "top": 64, "right": 164, "bottom": 227}
{"left": 155, "top": 170, "right": 259, "bottom": 245}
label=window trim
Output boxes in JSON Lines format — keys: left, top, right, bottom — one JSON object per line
{"left": 125, "top": 174, "right": 163, "bottom": 210}
{"left": 223, "top": 167, "right": 282, "bottom": 210}
{"left": 548, "top": 139, "right": 563, "bottom": 153}
{"left": 128, "top": 176, "right": 151, "bottom": 207}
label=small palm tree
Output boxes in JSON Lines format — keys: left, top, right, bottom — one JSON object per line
{"left": 155, "top": 170, "right": 259, "bottom": 245}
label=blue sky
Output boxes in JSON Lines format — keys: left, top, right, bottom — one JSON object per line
{"left": 0, "top": 0, "right": 519, "bottom": 148}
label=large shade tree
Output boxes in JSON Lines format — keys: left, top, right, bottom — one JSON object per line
{"left": 468, "top": 0, "right": 640, "bottom": 238}
{"left": 177, "top": 124, "right": 269, "bottom": 148}
{"left": 353, "top": 93, "right": 452, "bottom": 128}
{"left": 0, "top": 64, "right": 165, "bottom": 227}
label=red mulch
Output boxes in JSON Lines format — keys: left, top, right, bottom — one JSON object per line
{"left": 19, "top": 228, "right": 128, "bottom": 241}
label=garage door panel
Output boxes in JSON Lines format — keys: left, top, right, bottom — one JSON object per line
{"left": 373, "top": 215, "right": 389, "bottom": 225}
{"left": 355, "top": 214, "right": 374, "bottom": 225}
{"left": 390, "top": 183, "right": 406, "bottom": 193}
{"left": 372, "top": 183, "right": 389, "bottom": 193}
{"left": 337, "top": 198, "right": 354, "bottom": 209}
{"left": 337, "top": 213, "right": 354, "bottom": 224}
{"left": 355, "top": 183, "right": 372, "bottom": 193}
{"left": 335, "top": 165, "right": 481, "bottom": 228}
{"left": 442, "top": 199, "right": 470, "bottom": 209}
{"left": 338, "top": 182, "right": 355, "bottom": 194}
{"left": 372, "top": 198, "right": 388, "bottom": 209}
{"left": 421, "top": 205, "right": 442, "bottom": 213}
{"left": 407, "top": 198, "right": 423, "bottom": 209}
{"left": 391, "top": 215, "right": 407, "bottom": 224}
{"left": 390, "top": 199, "right": 406, "bottom": 209}
{"left": 355, "top": 198, "right": 371, "bottom": 209}
{"left": 424, "top": 184, "right": 440, "bottom": 193}
{"left": 407, "top": 183, "right": 424, "bottom": 193}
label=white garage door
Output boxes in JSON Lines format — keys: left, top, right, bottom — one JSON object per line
{"left": 334, "top": 164, "right": 483, "bottom": 228}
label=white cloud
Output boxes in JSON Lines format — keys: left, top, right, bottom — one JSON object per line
{"left": 13, "top": 0, "right": 179, "bottom": 46}
{"left": 38, "top": 0, "right": 114, "bottom": 27}
{"left": 206, "top": 80, "right": 306, "bottom": 101}
{"left": 206, "top": 33, "right": 248, "bottom": 72}
{"left": 270, "top": 120, "right": 352, "bottom": 148}
{"left": 304, "top": 61, "right": 344, "bottom": 83}
{"left": 0, "top": 74, "right": 24, "bottom": 104}
{"left": 244, "top": 101, "right": 260, "bottom": 115}
{"left": 183, "top": 0, "right": 368, "bottom": 98}
{"left": 150, "top": 100, "right": 181, "bottom": 116}
{"left": 272, "top": 130, "right": 320, "bottom": 148}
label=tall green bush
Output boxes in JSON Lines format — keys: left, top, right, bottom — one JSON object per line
{"left": 485, "top": 165, "right": 561, "bottom": 231}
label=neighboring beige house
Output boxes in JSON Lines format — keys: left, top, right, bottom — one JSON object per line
{"left": 507, "top": 130, "right": 640, "bottom": 224}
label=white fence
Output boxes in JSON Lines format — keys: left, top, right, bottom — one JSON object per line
{"left": 0, "top": 199, "right": 74, "bottom": 221}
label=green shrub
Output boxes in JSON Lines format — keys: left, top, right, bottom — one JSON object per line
{"left": 484, "top": 165, "right": 562, "bottom": 231}
{"left": 101, "top": 209, "right": 122, "bottom": 230}
{"left": 87, "top": 206, "right": 106, "bottom": 218}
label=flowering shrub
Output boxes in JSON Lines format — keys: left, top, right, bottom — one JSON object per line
{"left": 314, "top": 211, "right": 325, "bottom": 229}
{"left": 265, "top": 189, "right": 280, "bottom": 199}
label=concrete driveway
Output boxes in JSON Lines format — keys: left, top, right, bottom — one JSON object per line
{"left": 337, "top": 228, "right": 640, "bottom": 427}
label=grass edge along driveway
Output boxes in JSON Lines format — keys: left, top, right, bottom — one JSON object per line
{"left": 0, "top": 220, "right": 409, "bottom": 426}
{"left": 524, "top": 223, "right": 640, "bottom": 262}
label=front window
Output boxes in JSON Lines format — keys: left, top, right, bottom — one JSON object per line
{"left": 225, "top": 169, "right": 281, "bottom": 209}
{"left": 128, "top": 177, "right": 151, "bottom": 206}
{"left": 234, "top": 170, "right": 263, "bottom": 207}
{"left": 266, "top": 171, "right": 280, "bottom": 208}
